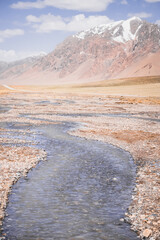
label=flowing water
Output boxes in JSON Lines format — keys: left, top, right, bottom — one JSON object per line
{"left": 2, "top": 123, "right": 138, "bottom": 240}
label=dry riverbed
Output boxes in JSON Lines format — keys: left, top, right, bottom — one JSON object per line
{"left": 0, "top": 90, "right": 160, "bottom": 239}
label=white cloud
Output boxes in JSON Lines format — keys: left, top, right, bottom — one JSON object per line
{"left": 128, "top": 12, "right": 152, "bottom": 19}
{"left": 0, "top": 29, "right": 24, "bottom": 43}
{"left": 0, "top": 49, "right": 46, "bottom": 62}
{"left": 26, "top": 13, "right": 113, "bottom": 33}
{"left": 26, "top": 15, "right": 42, "bottom": 23}
{"left": 0, "top": 50, "right": 16, "bottom": 62}
{"left": 121, "top": 0, "right": 128, "bottom": 4}
{"left": 68, "top": 15, "right": 113, "bottom": 32}
{"left": 11, "top": 0, "right": 45, "bottom": 9}
{"left": 26, "top": 14, "right": 66, "bottom": 32}
{"left": 145, "top": 0, "right": 160, "bottom": 2}
{"left": 11, "top": 0, "right": 114, "bottom": 12}
{"left": 155, "top": 20, "right": 160, "bottom": 25}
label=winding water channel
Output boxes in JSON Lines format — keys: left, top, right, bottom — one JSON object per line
{"left": 2, "top": 121, "right": 138, "bottom": 239}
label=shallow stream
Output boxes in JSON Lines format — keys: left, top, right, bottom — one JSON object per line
{"left": 2, "top": 122, "right": 138, "bottom": 239}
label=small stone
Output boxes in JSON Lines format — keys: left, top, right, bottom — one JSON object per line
{"left": 112, "top": 177, "right": 118, "bottom": 181}
{"left": 120, "top": 218, "right": 124, "bottom": 222}
{"left": 152, "top": 222, "right": 158, "bottom": 226}
{"left": 142, "top": 229, "right": 152, "bottom": 238}
{"left": 140, "top": 214, "right": 146, "bottom": 220}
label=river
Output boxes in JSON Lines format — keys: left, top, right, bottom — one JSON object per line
{"left": 2, "top": 122, "right": 138, "bottom": 239}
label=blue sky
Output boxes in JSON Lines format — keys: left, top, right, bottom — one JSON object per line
{"left": 0, "top": 0, "right": 160, "bottom": 62}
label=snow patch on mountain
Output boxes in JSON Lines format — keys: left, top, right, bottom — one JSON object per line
{"left": 114, "top": 21, "right": 142, "bottom": 43}
{"left": 73, "top": 20, "right": 123, "bottom": 39}
{"left": 73, "top": 17, "right": 142, "bottom": 43}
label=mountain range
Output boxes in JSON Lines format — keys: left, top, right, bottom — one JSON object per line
{"left": 0, "top": 17, "right": 160, "bottom": 85}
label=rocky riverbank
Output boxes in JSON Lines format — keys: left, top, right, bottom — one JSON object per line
{"left": 0, "top": 146, "right": 46, "bottom": 228}
{"left": 0, "top": 91, "right": 160, "bottom": 239}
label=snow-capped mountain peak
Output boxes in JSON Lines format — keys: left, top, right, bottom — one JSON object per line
{"left": 73, "top": 17, "right": 143, "bottom": 43}
{"left": 73, "top": 20, "right": 123, "bottom": 39}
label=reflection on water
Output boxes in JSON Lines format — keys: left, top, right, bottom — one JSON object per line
{"left": 0, "top": 106, "right": 10, "bottom": 114}
{"left": 3, "top": 123, "right": 137, "bottom": 240}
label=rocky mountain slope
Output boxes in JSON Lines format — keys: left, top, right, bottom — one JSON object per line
{"left": 0, "top": 55, "right": 45, "bottom": 80}
{"left": 0, "top": 17, "right": 160, "bottom": 85}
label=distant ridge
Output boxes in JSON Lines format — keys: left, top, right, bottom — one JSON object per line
{"left": 0, "top": 17, "right": 160, "bottom": 85}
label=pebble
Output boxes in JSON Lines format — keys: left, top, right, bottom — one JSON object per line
{"left": 120, "top": 218, "right": 124, "bottom": 222}
{"left": 112, "top": 177, "right": 118, "bottom": 182}
{"left": 142, "top": 229, "right": 152, "bottom": 238}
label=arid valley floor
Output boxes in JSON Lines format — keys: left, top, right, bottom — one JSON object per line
{"left": 0, "top": 80, "right": 160, "bottom": 239}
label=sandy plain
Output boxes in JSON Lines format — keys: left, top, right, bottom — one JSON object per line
{"left": 0, "top": 78, "right": 160, "bottom": 239}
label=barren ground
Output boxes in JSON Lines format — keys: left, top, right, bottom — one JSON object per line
{"left": 0, "top": 82, "right": 160, "bottom": 239}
